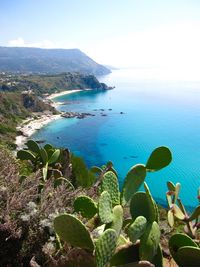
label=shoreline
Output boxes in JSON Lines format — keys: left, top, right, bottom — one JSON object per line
{"left": 15, "top": 89, "right": 84, "bottom": 149}
{"left": 46, "top": 89, "right": 82, "bottom": 100}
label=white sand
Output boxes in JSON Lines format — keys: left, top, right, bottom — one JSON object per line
{"left": 15, "top": 114, "right": 61, "bottom": 149}
{"left": 46, "top": 89, "right": 82, "bottom": 100}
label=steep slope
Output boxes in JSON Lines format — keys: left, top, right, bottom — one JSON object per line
{"left": 0, "top": 47, "right": 111, "bottom": 75}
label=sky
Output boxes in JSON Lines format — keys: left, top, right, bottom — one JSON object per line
{"left": 1, "top": 0, "right": 200, "bottom": 72}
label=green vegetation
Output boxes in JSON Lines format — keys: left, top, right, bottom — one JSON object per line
{"left": 0, "top": 91, "right": 56, "bottom": 148}
{"left": 1, "top": 141, "right": 199, "bottom": 266}
{"left": 0, "top": 72, "right": 109, "bottom": 96}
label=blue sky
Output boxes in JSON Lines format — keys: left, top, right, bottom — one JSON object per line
{"left": 1, "top": 0, "right": 200, "bottom": 70}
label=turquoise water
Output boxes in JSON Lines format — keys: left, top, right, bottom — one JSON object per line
{"left": 32, "top": 69, "right": 200, "bottom": 209}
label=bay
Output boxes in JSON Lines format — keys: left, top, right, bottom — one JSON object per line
{"left": 32, "top": 69, "right": 200, "bottom": 209}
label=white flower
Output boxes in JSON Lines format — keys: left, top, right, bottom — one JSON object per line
{"left": 20, "top": 214, "right": 30, "bottom": 221}
{"left": 27, "top": 201, "right": 37, "bottom": 211}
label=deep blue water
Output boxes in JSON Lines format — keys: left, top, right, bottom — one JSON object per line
{"left": 32, "top": 69, "right": 200, "bottom": 209}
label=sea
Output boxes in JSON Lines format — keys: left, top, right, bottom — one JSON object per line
{"left": 32, "top": 68, "right": 200, "bottom": 209}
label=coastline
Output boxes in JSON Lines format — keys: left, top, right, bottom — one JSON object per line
{"left": 15, "top": 89, "right": 83, "bottom": 149}
{"left": 46, "top": 89, "right": 82, "bottom": 100}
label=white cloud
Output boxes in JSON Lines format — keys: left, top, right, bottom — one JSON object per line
{"left": 85, "top": 21, "right": 200, "bottom": 71}
{"left": 8, "top": 37, "right": 57, "bottom": 49}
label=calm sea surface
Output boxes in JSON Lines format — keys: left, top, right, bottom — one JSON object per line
{"left": 32, "top": 69, "right": 200, "bottom": 208}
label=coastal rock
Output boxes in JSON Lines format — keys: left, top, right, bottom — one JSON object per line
{"left": 61, "top": 112, "right": 94, "bottom": 119}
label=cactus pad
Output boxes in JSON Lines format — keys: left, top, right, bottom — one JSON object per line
{"left": 26, "top": 140, "right": 41, "bottom": 154}
{"left": 128, "top": 216, "right": 147, "bottom": 244}
{"left": 144, "top": 182, "right": 159, "bottom": 222}
{"left": 98, "top": 191, "right": 113, "bottom": 224}
{"left": 152, "top": 244, "right": 163, "bottom": 267}
{"left": 121, "top": 164, "right": 146, "bottom": 205}
{"left": 169, "top": 233, "right": 198, "bottom": 265}
{"left": 106, "top": 205, "right": 123, "bottom": 236}
{"left": 101, "top": 171, "right": 120, "bottom": 205}
{"left": 95, "top": 229, "right": 117, "bottom": 267}
{"left": 139, "top": 221, "right": 160, "bottom": 261}
{"left": 130, "top": 192, "right": 156, "bottom": 222}
{"left": 48, "top": 149, "right": 60, "bottom": 164}
{"left": 74, "top": 195, "right": 97, "bottom": 219}
{"left": 146, "top": 146, "right": 172, "bottom": 172}
{"left": 177, "top": 246, "right": 200, "bottom": 267}
{"left": 17, "top": 150, "right": 36, "bottom": 162}
{"left": 54, "top": 213, "right": 94, "bottom": 251}
{"left": 110, "top": 242, "right": 140, "bottom": 266}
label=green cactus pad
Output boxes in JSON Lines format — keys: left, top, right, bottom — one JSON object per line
{"left": 101, "top": 171, "right": 120, "bottom": 205}
{"left": 48, "top": 149, "right": 60, "bottom": 164}
{"left": 40, "top": 148, "right": 48, "bottom": 164}
{"left": 74, "top": 195, "right": 97, "bottom": 219}
{"left": 26, "top": 140, "right": 41, "bottom": 154}
{"left": 146, "top": 146, "right": 172, "bottom": 172}
{"left": 144, "top": 183, "right": 159, "bottom": 222}
{"left": 152, "top": 244, "right": 163, "bottom": 267}
{"left": 110, "top": 242, "right": 140, "bottom": 266}
{"left": 17, "top": 149, "right": 36, "bottom": 162}
{"left": 128, "top": 216, "right": 147, "bottom": 244}
{"left": 139, "top": 221, "right": 160, "bottom": 261}
{"left": 99, "top": 191, "right": 113, "bottom": 224}
{"left": 169, "top": 233, "right": 198, "bottom": 265}
{"left": 130, "top": 192, "right": 156, "bottom": 222}
{"left": 105, "top": 205, "right": 123, "bottom": 237}
{"left": 177, "top": 246, "right": 200, "bottom": 267}
{"left": 54, "top": 214, "right": 94, "bottom": 251}
{"left": 121, "top": 164, "right": 146, "bottom": 205}
{"left": 95, "top": 229, "right": 117, "bottom": 267}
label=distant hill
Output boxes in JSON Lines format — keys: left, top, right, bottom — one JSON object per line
{"left": 0, "top": 47, "right": 111, "bottom": 76}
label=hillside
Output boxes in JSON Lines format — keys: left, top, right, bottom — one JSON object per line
{"left": 0, "top": 91, "right": 57, "bottom": 148}
{"left": 0, "top": 72, "right": 110, "bottom": 96}
{"left": 0, "top": 47, "right": 111, "bottom": 75}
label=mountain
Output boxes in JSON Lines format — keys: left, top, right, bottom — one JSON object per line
{"left": 0, "top": 47, "right": 111, "bottom": 75}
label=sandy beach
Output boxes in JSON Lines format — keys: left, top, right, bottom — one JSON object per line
{"left": 15, "top": 89, "right": 84, "bottom": 149}
{"left": 46, "top": 89, "right": 82, "bottom": 100}
{"left": 15, "top": 114, "right": 61, "bottom": 149}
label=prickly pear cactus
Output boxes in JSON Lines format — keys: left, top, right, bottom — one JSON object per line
{"left": 101, "top": 171, "right": 120, "bottom": 205}
{"left": 105, "top": 205, "right": 123, "bottom": 237}
{"left": 145, "top": 146, "right": 172, "bottom": 172}
{"left": 130, "top": 192, "right": 156, "bottom": 222}
{"left": 17, "top": 149, "right": 36, "bottom": 162}
{"left": 110, "top": 242, "right": 140, "bottom": 266}
{"left": 48, "top": 149, "right": 60, "bottom": 164}
{"left": 152, "top": 244, "right": 163, "bottom": 267}
{"left": 95, "top": 229, "right": 117, "bottom": 267}
{"left": 169, "top": 233, "right": 198, "bottom": 265}
{"left": 128, "top": 216, "right": 147, "bottom": 244}
{"left": 144, "top": 182, "right": 159, "bottom": 222}
{"left": 74, "top": 195, "right": 97, "bottom": 219}
{"left": 139, "top": 221, "right": 160, "bottom": 261}
{"left": 121, "top": 164, "right": 146, "bottom": 205}
{"left": 26, "top": 139, "right": 41, "bottom": 154}
{"left": 98, "top": 191, "right": 113, "bottom": 224}
{"left": 176, "top": 246, "right": 200, "bottom": 267}
{"left": 54, "top": 213, "right": 94, "bottom": 251}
